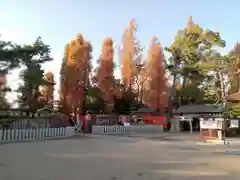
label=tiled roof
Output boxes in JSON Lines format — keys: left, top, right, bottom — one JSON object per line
{"left": 175, "top": 104, "right": 224, "bottom": 113}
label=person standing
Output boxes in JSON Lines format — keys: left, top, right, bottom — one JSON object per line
{"left": 68, "top": 115, "right": 75, "bottom": 127}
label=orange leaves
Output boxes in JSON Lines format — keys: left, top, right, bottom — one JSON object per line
{"left": 146, "top": 38, "right": 169, "bottom": 112}
{"left": 101, "top": 38, "right": 114, "bottom": 62}
{"left": 121, "top": 28, "right": 132, "bottom": 89}
{"left": 58, "top": 20, "right": 171, "bottom": 114}
{"left": 40, "top": 71, "right": 54, "bottom": 105}
{"left": 97, "top": 38, "right": 115, "bottom": 111}
{"left": 75, "top": 33, "right": 84, "bottom": 45}
{"left": 44, "top": 71, "right": 54, "bottom": 83}
{"left": 59, "top": 33, "right": 92, "bottom": 114}
{"left": 120, "top": 20, "right": 138, "bottom": 90}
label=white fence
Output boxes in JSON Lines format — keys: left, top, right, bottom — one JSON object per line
{"left": 0, "top": 126, "right": 75, "bottom": 142}
{"left": 92, "top": 125, "right": 164, "bottom": 135}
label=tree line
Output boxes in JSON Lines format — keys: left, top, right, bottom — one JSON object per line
{"left": 59, "top": 19, "right": 168, "bottom": 115}
{"left": 1, "top": 16, "right": 240, "bottom": 116}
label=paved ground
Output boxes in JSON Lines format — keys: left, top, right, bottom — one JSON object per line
{"left": 0, "top": 133, "right": 240, "bottom": 180}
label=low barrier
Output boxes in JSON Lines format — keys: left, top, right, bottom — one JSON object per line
{"left": 0, "top": 126, "right": 75, "bottom": 142}
{"left": 92, "top": 125, "right": 163, "bottom": 135}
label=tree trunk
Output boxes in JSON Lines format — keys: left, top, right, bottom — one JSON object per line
{"left": 168, "top": 73, "right": 177, "bottom": 118}
{"left": 218, "top": 71, "right": 227, "bottom": 141}
{"left": 218, "top": 72, "right": 227, "bottom": 104}
{"left": 140, "top": 79, "right": 144, "bottom": 103}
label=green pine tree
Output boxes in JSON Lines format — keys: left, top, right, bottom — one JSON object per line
{"left": 166, "top": 16, "right": 225, "bottom": 108}
{"left": 16, "top": 37, "right": 53, "bottom": 116}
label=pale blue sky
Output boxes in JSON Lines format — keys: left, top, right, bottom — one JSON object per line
{"left": 0, "top": 0, "right": 239, "bottom": 103}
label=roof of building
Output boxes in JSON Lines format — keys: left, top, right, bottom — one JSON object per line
{"left": 137, "top": 107, "right": 157, "bottom": 113}
{"left": 175, "top": 104, "right": 224, "bottom": 114}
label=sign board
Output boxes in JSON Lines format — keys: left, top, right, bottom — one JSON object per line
{"left": 123, "top": 122, "right": 130, "bottom": 126}
{"left": 200, "top": 120, "right": 218, "bottom": 129}
{"left": 179, "top": 115, "right": 193, "bottom": 122}
{"left": 230, "top": 119, "right": 239, "bottom": 128}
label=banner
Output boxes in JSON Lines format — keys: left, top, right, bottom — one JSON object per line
{"left": 143, "top": 116, "right": 168, "bottom": 128}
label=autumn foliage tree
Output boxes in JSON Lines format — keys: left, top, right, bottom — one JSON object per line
{"left": 119, "top": 20, "right": 139, "bottom": 90}
{"left": 59, "top": 34, "right": 92, "bottom": 114}
{"left": 39, "top": 71, "right": 55, "bottom": 107}
{"left": 145, "top": 37, "right": 169, "bottom": 112}
{"left": 96, "top": 38, "right": 114, "bottom": 112}
{"left": 59, "top": 44, "right": 70, "bottom": 113}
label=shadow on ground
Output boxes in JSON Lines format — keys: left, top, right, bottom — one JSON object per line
{"left": 0, "top": 134, "right": 239, "bottom": 180}
{"left": 46, "top": 149, "right": 234, "bottom": 180}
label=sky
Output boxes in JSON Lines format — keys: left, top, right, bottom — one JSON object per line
{"left": 0, "top": 0, "right": 240, "bottom": 104}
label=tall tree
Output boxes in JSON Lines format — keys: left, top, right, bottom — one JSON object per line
{"left": 59, "top": 43, "right": 71, "bottom": 113}
{"left": 16, "top": 37, "right": 53, "bottom": 114}
{"left": 119, "top": 19, "right": 141, "bottom": 91}
{"left": 228, "top": 43, "right": 240, "bottom": 95}
{"left": 226, "top": 43, "right": 240, "bottom": 115}
{"left": 59, "top": 34, "right": 92, "bottom": 115}
{"left": 96, "top": 38, "right": 114, "bottom": 112}
{"left": 198, "top": 52, "right": 229, "bottom": 105}
{"left": 145, "top": 37, "right": 168, "bottom": 112}
{"left": 166, "top": 16, "right": 225, "bottom": 108}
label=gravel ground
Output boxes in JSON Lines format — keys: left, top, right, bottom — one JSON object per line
{"left": 0, "top": 133, "right": 240, "bottom": 180}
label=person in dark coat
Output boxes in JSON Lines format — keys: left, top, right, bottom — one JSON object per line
{"left": 68, "top": 115, "right": 75, "bottom": 127}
